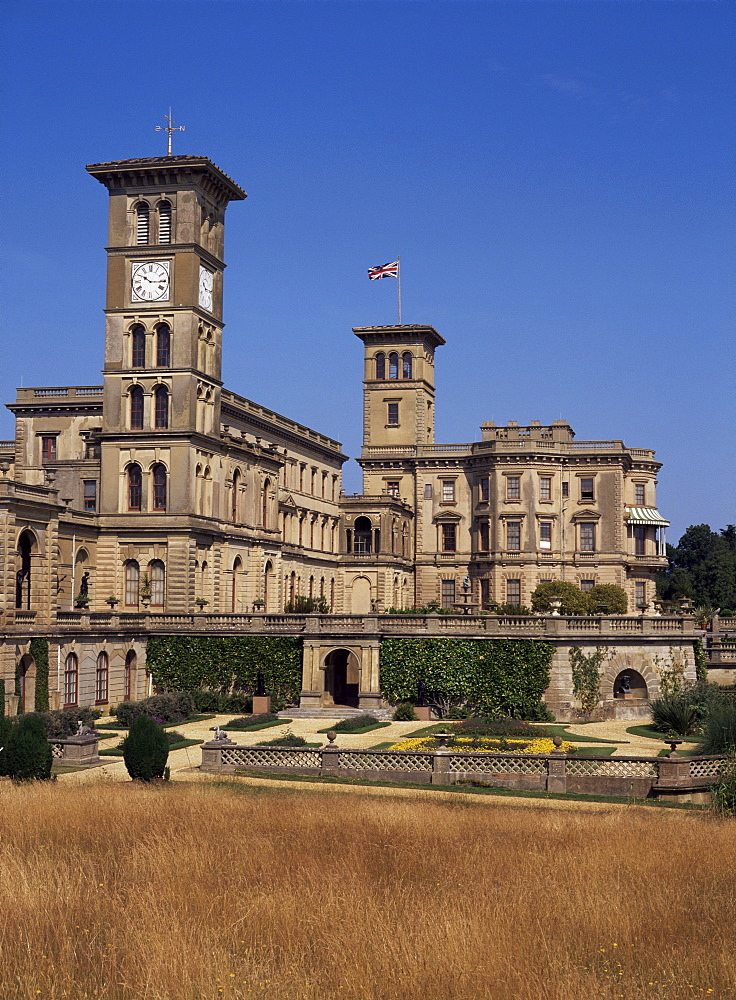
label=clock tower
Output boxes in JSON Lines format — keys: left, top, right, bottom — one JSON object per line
{"left": 86, "top": 155, "right": 246, "bottom": 515}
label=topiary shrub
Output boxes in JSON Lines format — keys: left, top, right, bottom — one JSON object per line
{"left": 5, "top": 714, "right": 53, "bottom": 781}
{"left": 258, "top": 731, "right": 308, "bottom": 747}
{"left": 0, "top": 716, "right": 13, "bottom": 776}
{"left": 121, "top": 715, "right": 169, "bottom": 782}
{"left": 392, "top": 702, "right": 418, "bottom": 722}
{"left": 531, "top": 581, "right": 591, "bottom": 615}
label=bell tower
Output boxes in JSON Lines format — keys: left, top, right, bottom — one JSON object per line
{"left": 86, "top": 155, "right": 246, "bottom": 514}
{"left": 354, "top": 324, "right": 445, "bottom": 450}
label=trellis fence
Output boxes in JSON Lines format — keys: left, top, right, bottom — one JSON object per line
{"left": 201, "top": 741, "right": 729, "bottom": 801}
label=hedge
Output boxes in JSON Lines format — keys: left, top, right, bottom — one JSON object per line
{"left": 379, "top": 638, "right": 554, "bottom": 716}
{"left": 30, "top": 638, "right": 49, "bottom": 712}
{"left": 145, "top": 636, "right": 302, "bottom": 707}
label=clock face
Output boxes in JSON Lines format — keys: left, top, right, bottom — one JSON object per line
{"left": 199, "top": 265, "right": 214, "bottom": 311}
{"left": 131, "top": 260, "right": 170, "bottom": 302}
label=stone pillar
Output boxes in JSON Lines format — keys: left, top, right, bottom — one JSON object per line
{"left": 320, "top": 745, "right": 341, "bottom": 777}
{"left": 431, "top": 751, "right": 451, "bottom": 785}
{"left": 414, "top": 706, "right": 432, "bottom": 722}
{"left": 546, "top": 750, "right": 567, "bottom": 793}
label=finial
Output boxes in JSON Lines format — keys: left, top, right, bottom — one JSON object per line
{"left": 155, "top": 107, "right": 185, "bottom": 156}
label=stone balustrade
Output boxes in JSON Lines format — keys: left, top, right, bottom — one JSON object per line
{"left": 49, "top": 734, "right": 100, "bottom": 767}
{"left": 5, "top": 610, "right": 698, "bottom": 640}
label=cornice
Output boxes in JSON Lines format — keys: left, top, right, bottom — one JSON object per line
{"left": 105, "top": 243, "right": 225, "bottom": 271}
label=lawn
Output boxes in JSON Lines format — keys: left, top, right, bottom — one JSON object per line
{"left": 0, "top": 780, "right": 732, "bottom": 1000}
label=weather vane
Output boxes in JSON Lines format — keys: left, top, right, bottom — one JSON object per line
{"left": 155, "top": 108, "right": 185, "bottom": 156}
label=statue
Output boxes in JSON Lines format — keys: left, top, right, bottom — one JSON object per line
{"left": 256, "top": 669, "right": 266, "bottom": 697}
{"left": 620, "top": 674, "right": 632, "bottom": 694}
{"left": 417, "top": 678, "right": 428, "bottom": 707}
{"left": 462, "top": 576, "right": 470, "bottom": 593}
{"left": 80, "top": 572, "right": 90, "bottom": 598}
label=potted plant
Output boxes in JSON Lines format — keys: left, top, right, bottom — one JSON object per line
{"left": 105, "top": 596, "right": 120, "bottom": 609}
{"left": 139, "top": 572, "right": 151, "bottom": 609}
{"left": 74, "top": 593, "right": 89, "bottom": 610}
{"left": 252, "top": 598, "right": 265, "bottom": 612}
{"left": 194, "top": 598, "right": 209, "bottom": 610}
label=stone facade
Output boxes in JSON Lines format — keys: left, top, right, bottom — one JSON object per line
{"left": 0, "top": 151, "right": 679, "bottom": 716}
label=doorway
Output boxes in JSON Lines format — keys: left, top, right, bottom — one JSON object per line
{"left": 323, "top": 649, "right": 359, "bottom": 708}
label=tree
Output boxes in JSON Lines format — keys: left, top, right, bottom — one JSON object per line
{"left": 122, "top": 715, "right": 169, "bottom": 782}
{"left": 531, "top": 581, "right": 590, "bottom": 615}
{"left": 658, "top": 524, "right": 736, "bottom": 611}
{"left": 585, "top": 584, "right": 627, "bottom": 615}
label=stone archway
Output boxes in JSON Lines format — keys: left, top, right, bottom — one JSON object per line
{"left": 322, "top": 648, "right": 361, "bottom": 708}
{"left": 612, "top": 669, "right": 649, "bottom": 700}
{"left": 16, "top": 529, "right": 36, "bottom": 610}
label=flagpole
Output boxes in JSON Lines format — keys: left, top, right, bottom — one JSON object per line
{"left": 397, "top": 256, "right": 402, "bottom": 325}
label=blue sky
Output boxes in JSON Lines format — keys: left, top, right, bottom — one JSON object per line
{"left": 1, "top": 1, "right": 733, "bottom": 542}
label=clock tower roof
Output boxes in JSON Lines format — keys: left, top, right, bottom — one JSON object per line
{"left": 86, "top": 155, "right": 246, "bottom": 205}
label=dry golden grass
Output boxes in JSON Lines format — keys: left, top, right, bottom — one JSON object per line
{"left": 0, "top": 780, "right": 734, "bottom": 1000}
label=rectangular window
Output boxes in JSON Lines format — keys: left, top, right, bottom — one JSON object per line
{"left": 480, "top": 477, "right": 489, "bottom": 502}
{"left": 424, "top": 483, "right": 433, "bottom": 499}
{"left": 441, "top": 523, "right": 457, "bottom": 552}
{"left": 479, "top": 521, "right": 489, "bottom": 550}
{"left": 386, "top": 481, "right": 400, "bottom": 497}
{"left": 579, "top": 522, "right": 596, "bottom": 552}
{"left": 83, "top": 480, "right": 97, "bottom": 512}
{"left": 580, "top": 579, "right": 595, "bottom": 592}
{"left": 387, "top": 402, "right": 399, "bottom": 425}
{"left": 506, "top": 521, "right": 521, "bottom": 551}
{"left": 580, "top": 477, "right": 594, "bottom": 501}
{"left": 441, "top": 579, "right": 456, "bottom": 609}
{"left": 539, "top": 476, "right": 551, "bottom": 501}
{"left": 506, "top": 579, "right": 521, "bottom": 605}
{"left": 634, "top": 525, "right": 646, "bottom": 556}
{"left": 635, "top": 483, "right": 645, "bottom": 505}
{"left": 41, "top": 436, "right": 57, "bottom": 462}
{"left": 635, "top": 581, "right": 646, "bottom": 606}
{"left": 506, "top": 476, "right": 520, "bottom": 500}
{"left": 562, "top": 482, "right": 569, "bottom": 498}
{"left": 480, "top": 578, "right": 491, "bottom": 608}
{"left": 441, "top": 480, "right": 455, "bottom": 502}
{"left": 539, "top": 522, "right": 552, "bottom": 549}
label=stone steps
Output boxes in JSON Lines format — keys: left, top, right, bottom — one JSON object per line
{"left": 279, "top": 706, "right": 394, "bottom": 721}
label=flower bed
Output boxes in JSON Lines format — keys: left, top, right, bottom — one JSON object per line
{"left": 388, "top": 736, "right": 577, "bottom": 755}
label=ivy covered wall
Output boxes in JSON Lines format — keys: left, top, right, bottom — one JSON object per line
{"left": 379, "top": 638, "right": 554, "bottom": 715}
{"left": 145, "top": 636, "right": 303, "bottom": 707}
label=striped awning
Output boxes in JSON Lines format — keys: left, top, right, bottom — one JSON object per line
{"left": 625, "top": 507, "right": 670, "bottom": 527}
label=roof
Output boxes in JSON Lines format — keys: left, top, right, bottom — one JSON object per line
{"left": 86, "top": 156, "right": 246, "bottom": 201}
{"left": 625, "top": 507, "right": 670, "bottom": 527}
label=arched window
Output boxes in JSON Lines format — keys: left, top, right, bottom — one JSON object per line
{"left": 308, "top": 575, "right": 314, "bottom": 598}
{"left": 128, "top": 465, "right": 142, "bottom": 511}
{"left": 375, "top": 352, "right": 386, "bottom": 379}
{"left": 131, "top": 325, "right": 146, "bottom": 367}
{"left": 64, "top": 653, "right": 78, "bottom": 707}
{"left": 231, "top": 469, "right": 240, "bottom": 522}
{"left": 136, "top": 203, "right": 150, "bottom": 244}
{"left": 402, "top": 352, "right": 413, "bottom": 378}
{"left": 95, "top": 652, "right": 109, "bottom": 704}
{"left": 158, "top": 201, "right": 172, "bottom": 244}
{"left": 262, "top": 478, "right": 271, "bottom": 529}
{"left": 15, "top": 529, "right": 33, "bottom": 610}
{"left": 264, "top": 560, "right": 273, "bottom": 610}
{"left": 130, "top": 386, "right": 144, "bottom": 429}
{"left": 232, "top": 556, "right": 242, "bottom": 613}
{"left": 149, "top": 560, "right": 165, "bottom": 607}
{"left": 388, "top": 352, "right": 399, "bottom": 379}
{"left": 154, "top": 386, "right": 169, "bottom": 429}
{"left": 125, "top": 560, "right": 140, "bottom": 606}
{"left": 156, "top": 324, "right": 170, "bottom": 367}
{"left": 354, "top": 516, "right": 372, "bottom": 554}
{"left": 152, "top": 464, "right": 167, "bottom": 510}
{"left": 124, "top": 650, "right": 136, "bottom": 701}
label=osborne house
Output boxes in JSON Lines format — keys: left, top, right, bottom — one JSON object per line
{"left": 0, "top": 151, "right": 696, "bottom": 719}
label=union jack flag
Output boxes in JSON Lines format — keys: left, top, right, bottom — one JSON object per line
{"left": 368, "top": 260, "right": 399, "bottom": 280}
